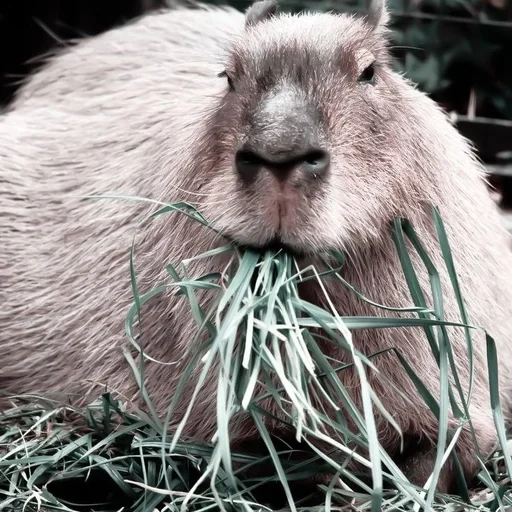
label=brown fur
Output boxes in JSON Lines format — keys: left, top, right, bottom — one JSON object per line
{"left": 0, "top": 0, "right": 511, "bottom": 495}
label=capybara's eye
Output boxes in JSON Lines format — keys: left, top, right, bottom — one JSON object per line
{"left": 218, "top": 70, "right": 235, "bottom": 92}
{"left": 358, "top": 62, "right": 376, "bottom": 85}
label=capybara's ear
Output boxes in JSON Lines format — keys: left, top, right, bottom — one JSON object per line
{"left": 245, "top": 0, "right": 278, "bottom": 28}
{"left": 367, "top": 0, "right": 390, "bottom": 31}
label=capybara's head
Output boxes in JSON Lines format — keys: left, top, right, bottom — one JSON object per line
{"left": 198, "top": 0, "right": 421, "bottom": 255}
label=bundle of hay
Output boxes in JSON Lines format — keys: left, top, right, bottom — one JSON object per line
{"left": 0, "top": 202, "right": 510, "bottom": 512}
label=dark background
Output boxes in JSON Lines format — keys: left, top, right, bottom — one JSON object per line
{"left": 1, "top": 0, "right": 511, "bottom": 205}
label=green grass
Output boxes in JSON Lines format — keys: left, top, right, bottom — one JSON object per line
{"left": 0, "top": 200, "right": 511, "bottom": 511}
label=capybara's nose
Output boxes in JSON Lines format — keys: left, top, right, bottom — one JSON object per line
{"left": 235, "top": 85, "right": 330, "bottom": 183}
{"left": 235, "top": 145, "right": 330, "bottom": 182}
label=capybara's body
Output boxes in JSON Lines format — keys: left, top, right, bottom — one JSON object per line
{"left": 1, "top": 1, "right": 511, "bottom": 493}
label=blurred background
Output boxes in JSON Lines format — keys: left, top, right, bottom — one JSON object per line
{"left": 1, "top": 0, "right": 511, "bottom": 223}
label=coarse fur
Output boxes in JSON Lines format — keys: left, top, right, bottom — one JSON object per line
{"left": 1, "top": 0, "right": 511, "bottom": 496}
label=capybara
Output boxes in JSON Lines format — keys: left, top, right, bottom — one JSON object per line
{"left": 1, "top": 0, "right": 511, "bottom": 494}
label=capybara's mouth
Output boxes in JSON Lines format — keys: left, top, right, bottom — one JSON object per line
{"left": 251, "top": 237, "right": 304, "bottom": 257}
{"left": 225, "top": 234, "right": 306, "bottom": 259}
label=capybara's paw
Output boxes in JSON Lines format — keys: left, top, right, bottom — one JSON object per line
{"left": 395, "top": 444, "right": 455, "bottom": 493}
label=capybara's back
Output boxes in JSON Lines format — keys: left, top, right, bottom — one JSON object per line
{"left": 0, "top": 5, "right": 243, "bottom": 413}
{"left": 1, "top": 0, "right": 511, "bottom": 494}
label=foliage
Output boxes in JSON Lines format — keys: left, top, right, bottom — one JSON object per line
{"left": 1, "top": 199, "right": 511, "bottom": 511}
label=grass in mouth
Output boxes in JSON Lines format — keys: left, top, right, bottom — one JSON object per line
{"left": 0, "top": 199, "right": 511, "bottom": 511}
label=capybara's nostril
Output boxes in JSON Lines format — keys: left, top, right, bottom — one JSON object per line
{"left": 303, "top": 149, "right": 330, "bottom": 178}
{"left": 235, "top": 149, "right": 264, "bottom": 181}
